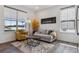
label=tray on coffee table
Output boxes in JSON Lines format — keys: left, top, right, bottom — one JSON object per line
{"left": 26, "top": 36, "right": 40, "bottom": 47}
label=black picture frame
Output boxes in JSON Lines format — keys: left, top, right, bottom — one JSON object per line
{"left": 41, "top": 17, "right": 56, "bottom": 24}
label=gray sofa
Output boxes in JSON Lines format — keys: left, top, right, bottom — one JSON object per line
{"left": 33, "top": 30, "right": 56, "bottom": 42}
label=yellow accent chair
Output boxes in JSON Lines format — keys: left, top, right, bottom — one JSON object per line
{"left": 16, "top": 30, "right": 28, "bottom": 41}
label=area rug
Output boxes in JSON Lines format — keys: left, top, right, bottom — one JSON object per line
{"left": 11, "top": 40, "right": 54, "bottom": 53}
{"left": 48, "top": 43, "right": 77, "bottom": 53}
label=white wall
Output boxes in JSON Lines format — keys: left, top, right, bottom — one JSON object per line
{"left": 0, "top": 6, "right": 15, "bottom": 43}
{"left": 36, "top": 5, "right": 79, "bottom": 44}
{"left": 0, "top": 5, "right": 35, "bottom": 44}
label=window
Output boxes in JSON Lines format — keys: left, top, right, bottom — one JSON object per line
{"left": 17, "top": 11, "right": 27, "bottom": 30}
{"left": 4, "top": 6, "right": 27, "bottom": 31}
{"left": 18, "top": 20, "right": 26, "bottom": 30}
{"left": 77, "top": 6, "right": 79, "bottom": 34}
{"left": 4, "top": 18, "right": 16, "bottom": 30}
{"left": 60, "top": 6, "right": 76, "bottom": 33}
{"left": 4, "top": 18, "right": 26, "bottom": 30}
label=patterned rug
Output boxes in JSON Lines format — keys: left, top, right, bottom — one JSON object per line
{"left": 48, "top": 43, "right": 77, "bottom": 53}
{"left": 11, "top": 41, "right": 77, "bottom": 53}
{"left": 11, "top": 40, "right": 54, "bottom": 53}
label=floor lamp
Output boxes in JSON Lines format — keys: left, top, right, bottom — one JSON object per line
{"left": 28, "top": 20, "right": 31, "bottom": 36}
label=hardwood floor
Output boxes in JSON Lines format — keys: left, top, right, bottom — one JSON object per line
{"left": 0, "top": 42, "right": 22, "bottom": 53}
{"left": 0, "top": 40, "right": 78, "bottom": 53}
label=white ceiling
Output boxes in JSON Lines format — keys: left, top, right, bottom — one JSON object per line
{"left": 8, "top": 5, "right": 56, "bottom": 12}
{"left": 22, "top": 5, "right": 56, "bottom": 11}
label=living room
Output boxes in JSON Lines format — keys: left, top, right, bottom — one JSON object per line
{"left": 0, "top": 5, "right": 79, "bottom": 53}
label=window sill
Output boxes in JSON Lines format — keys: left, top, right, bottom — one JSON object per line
{"left": 4, "top": 30, "right": 15, "bottom": 32}
{"left": 60, "top": 30, "right": 76, "bottom": 33}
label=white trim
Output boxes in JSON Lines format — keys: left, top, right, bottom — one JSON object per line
{"left": 59, "top": 43, "right": 77, "bottom": 48}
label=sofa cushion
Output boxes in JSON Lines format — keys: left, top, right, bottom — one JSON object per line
{"left": 34, "top": 33, "right": 54, "bottom": 42}
{"left": 38, "top": 29, "right": 49, "bottom": 34}
{"left": 34, "top": 33, "right": 53, "bottom": 39}
{"left": 38, "top": 29, "right": 46, "bottom": 34}
{"left": 48, "top": 30, "right": 53, "bottom": 35}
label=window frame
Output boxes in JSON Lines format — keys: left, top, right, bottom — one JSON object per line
{"left": 60, "top": 6, "right": 76, "bottom": 33}
{"left": 4, "top": 6, "right": 27, "bottom": 31}
{"left": 4, "top": 18, "right": 26, "bottom": 31}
